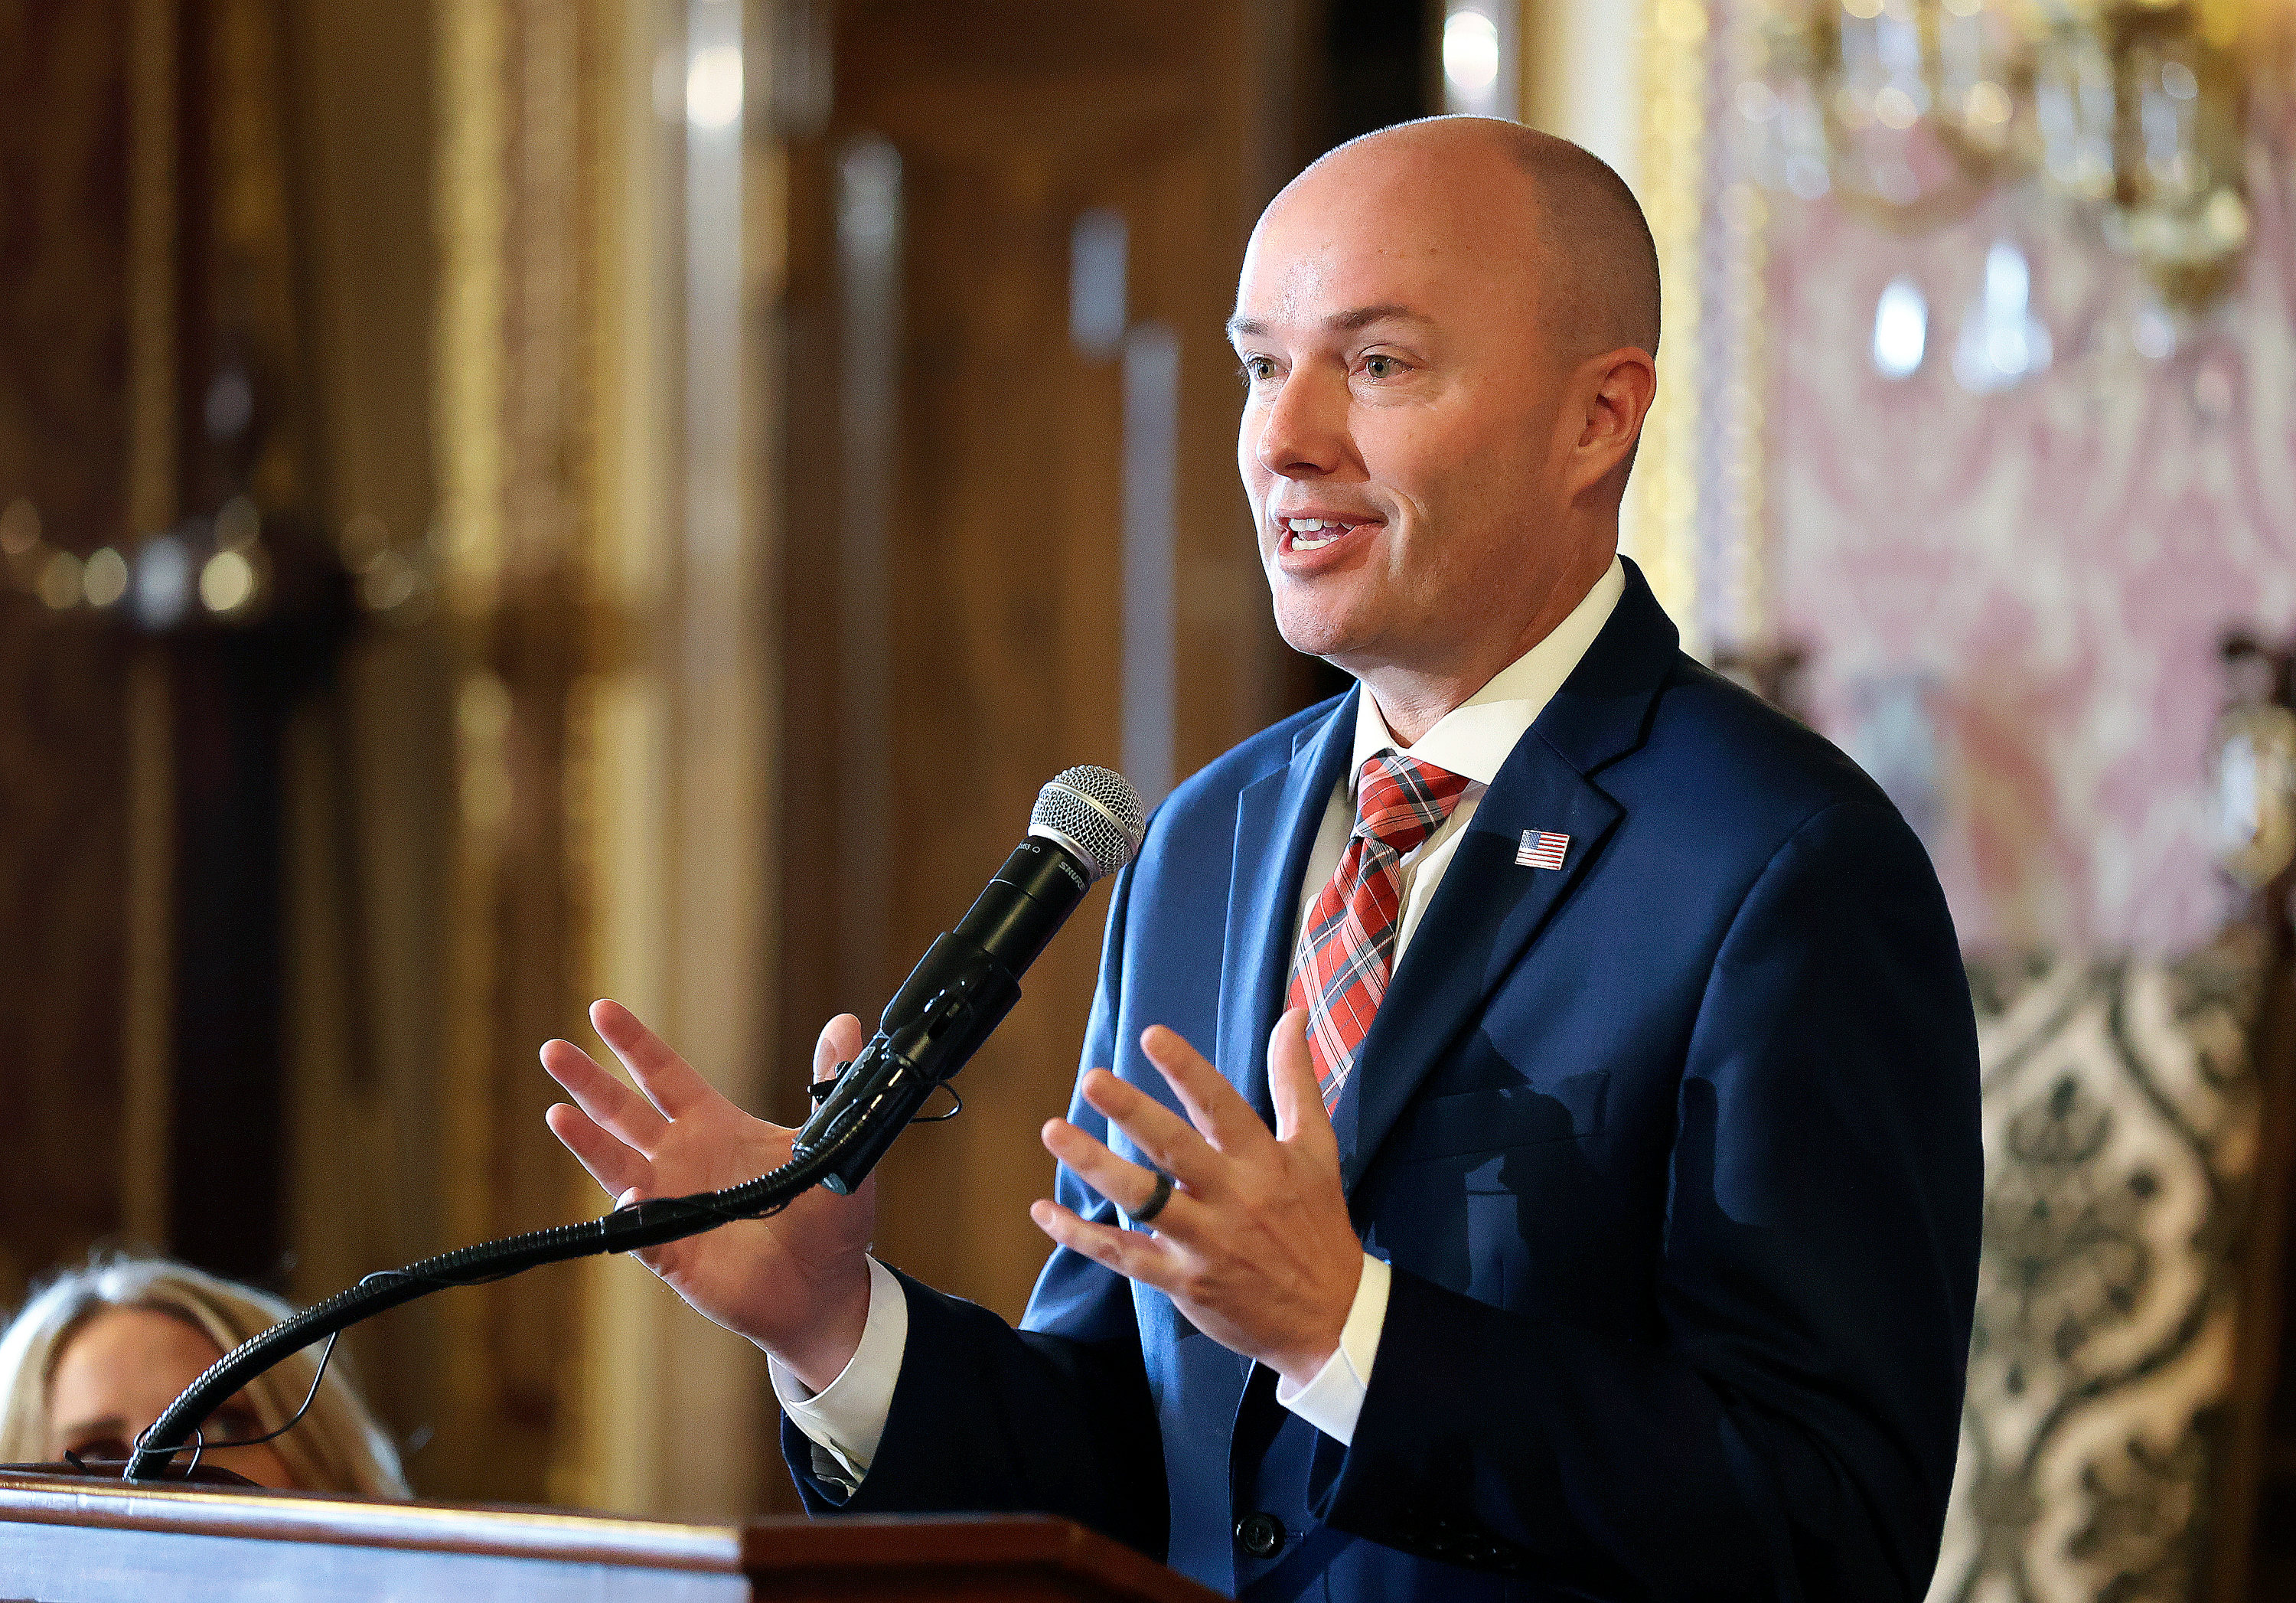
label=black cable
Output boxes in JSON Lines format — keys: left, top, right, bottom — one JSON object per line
{"left": 135, "top": 1328, "right": 343, "bottom": 1475}
{"left": 124, "top": 1109, "right": 878, "bottom": 1482}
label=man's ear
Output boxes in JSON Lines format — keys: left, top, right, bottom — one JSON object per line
{"left": 1569, "top": 347, "right": 1658, "bottom": 501}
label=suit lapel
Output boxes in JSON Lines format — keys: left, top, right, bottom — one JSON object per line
{"left": 1217, "top": 690, "right": 1357, "bottom": 1127}
{"left": 1335, "top": 739, "right": 1620, "bottom": 1190}
{"left": 1337, "top": 558, "right": 1681, "bottom": 1193}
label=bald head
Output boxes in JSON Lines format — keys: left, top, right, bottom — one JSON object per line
{"left": 1275, "top": 117, "right": 1660, "bottom": 363}
{"left": 1230, "top": 116, "right": 1662, "bottom": 721}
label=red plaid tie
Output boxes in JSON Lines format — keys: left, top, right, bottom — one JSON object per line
{"left": 1286, "top": 753, "right": 1472, "bottom": 1113}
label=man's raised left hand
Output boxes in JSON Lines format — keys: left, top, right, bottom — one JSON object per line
{"left": 1032, "top": 1007, "right": 1364, "bottom": 1383}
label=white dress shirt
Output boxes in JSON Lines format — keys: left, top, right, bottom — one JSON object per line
{"left": 773, "top": 557, "right": 1626, "bottom": 1483}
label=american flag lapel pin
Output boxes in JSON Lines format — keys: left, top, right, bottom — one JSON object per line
{"left": 1516, "top": 829, "right": 1570, "bottom": 870}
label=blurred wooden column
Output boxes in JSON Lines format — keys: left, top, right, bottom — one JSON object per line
{"left": 564, "top": 0, "right": 788, "bottom": 1522}
{"left": 0, "top": 0, "right": 142, "bottom": 1307}
{"left": 775, "top": 0, "right": 1307, "bottom": 1374}
{"left": 5, "top": 0, "right": 348, "bottom": 1295}
{"left": 161, "top": 0, "right": 347, "bottom": 1293}
{"left": 3, "top": 0, "right": 358, "bottom": 1304}
{"left": 269, "top": 0, "right": 453, "bottom": 1471}
{"left": 421, "top": 0, "right": 634, "bottom": 1505}
{"left": 426, "top": 0, "right": 786, "bottom": 1516}
{"left": 423, "top": 0, "right": 602, "bottom": 1503}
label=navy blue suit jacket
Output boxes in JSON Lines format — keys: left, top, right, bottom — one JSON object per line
{"left": 788, "top": 560, "right": 1983, "bottom": 1601}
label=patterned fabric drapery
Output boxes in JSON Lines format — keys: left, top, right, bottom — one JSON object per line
{"left": 1929, "top": 935, "right": 2268, "bottom": 1603}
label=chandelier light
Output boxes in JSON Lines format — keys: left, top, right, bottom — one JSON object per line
{"left": 1746, "top": 0, "right": 2254, "bottom": 307}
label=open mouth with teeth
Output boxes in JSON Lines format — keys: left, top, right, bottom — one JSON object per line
{"left": 1280, "top": 516, "right": 1371, "bottom": 553}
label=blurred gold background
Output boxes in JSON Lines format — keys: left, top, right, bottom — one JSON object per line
{"left": 0, "top": 0, "right": 1456, "bottom": 1520}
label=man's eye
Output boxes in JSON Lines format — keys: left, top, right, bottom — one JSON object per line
{"left": 1362, "top": 354, "right": 1401, "bottom": 380}
{"left": 1238, "top": 357, "right": 1276, "bottom": 384}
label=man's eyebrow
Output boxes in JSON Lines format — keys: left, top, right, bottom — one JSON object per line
{"left": 1225, "top": 304, "right": 1430, "bottom": 343}
{"left": 1328, "top": 303, "right": 1427, "bottom": 332}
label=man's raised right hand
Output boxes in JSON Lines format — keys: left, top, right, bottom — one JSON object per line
{"left": 540, "top": 1000, "right": 876, "bottom": 1392}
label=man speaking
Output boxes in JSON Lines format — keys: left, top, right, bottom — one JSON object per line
{"left": 539, "top": 118, "right": 1982, "bottom": 1600}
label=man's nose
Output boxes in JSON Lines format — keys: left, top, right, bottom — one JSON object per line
{"left": 1252, "top": 371, "right": 1349, "bottom": 480}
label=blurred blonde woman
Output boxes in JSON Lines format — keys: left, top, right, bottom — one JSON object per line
{"left": 0, "top": 1255, "right": 409, "bottom": 1496}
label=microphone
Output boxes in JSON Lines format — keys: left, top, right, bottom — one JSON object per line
{"left": 794, "top": 765, "right": 1146, "bottom": 1193}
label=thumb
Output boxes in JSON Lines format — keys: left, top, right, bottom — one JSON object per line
{"left": 813, "top": 1013, "right": 866, "bottom": 1084}
{"left": 1268, "top": 1007, "right": 1334, "bottom": 1154}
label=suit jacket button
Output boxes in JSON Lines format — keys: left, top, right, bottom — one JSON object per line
{"left": 1234, "top": 1512, "right": 1285, "bottom": 1559}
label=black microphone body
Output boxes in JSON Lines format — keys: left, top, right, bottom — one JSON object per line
{"left": 794, "top": 798, "right": 1124, "bottom": 1193}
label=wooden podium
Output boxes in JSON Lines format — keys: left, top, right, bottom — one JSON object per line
{"left": 0, "top": 1471, "right": 1221, "bottom": 1601}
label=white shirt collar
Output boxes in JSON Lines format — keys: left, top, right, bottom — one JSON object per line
{"left": 1348, "top": 556, "right": 1626, "bottom": 792}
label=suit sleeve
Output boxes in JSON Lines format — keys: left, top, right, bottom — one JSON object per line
{"left": 781, "top": 856, "right": 1169, "bottom": 1562}
{"left": 1319, "top": 799, "right": 1984, "bottom": 1601}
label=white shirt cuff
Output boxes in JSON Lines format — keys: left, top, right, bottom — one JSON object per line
{"left": 1274, "top": 1252, "right": 1390, "bottom": 1445}
{"left": 768, "top": 1255, "right": 908, "bottom": 1487}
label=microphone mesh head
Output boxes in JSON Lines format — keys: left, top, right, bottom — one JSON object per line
{"left": 1029, "top": 766, "right": 1146, "bottom": 882}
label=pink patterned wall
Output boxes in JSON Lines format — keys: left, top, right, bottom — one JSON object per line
{"left": 1765, "top": 99, "right": 2296, "bottom": 955}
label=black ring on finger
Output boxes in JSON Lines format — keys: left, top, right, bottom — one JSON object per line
{"left": 1131, "top": 1168, "right": 1176, "bottom": 1226}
